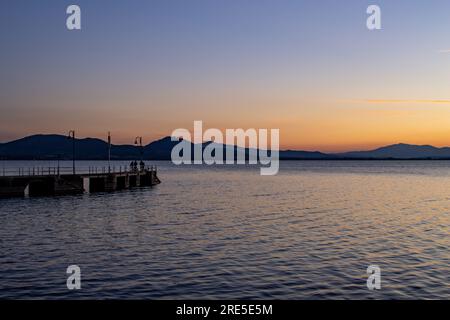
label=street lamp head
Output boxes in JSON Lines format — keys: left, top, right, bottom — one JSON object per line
{"left": 68, "top": 130, "right": 75, "bottom": 139}
{"left": 134, "top": 136, "right": 142, "bottom": 146}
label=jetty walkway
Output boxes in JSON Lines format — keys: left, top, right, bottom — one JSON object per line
{"left": 0, "top": 165, "right": 160, "bottom": 197}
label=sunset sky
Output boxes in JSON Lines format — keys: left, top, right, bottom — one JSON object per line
{"left": 1, "top": 0, "right": 450, "bottom": 152}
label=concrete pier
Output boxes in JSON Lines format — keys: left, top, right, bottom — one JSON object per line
{"left": 88, "top": 169, "right": 160, "bottom": 193}
{"left": 0, "top": 167, "right": 160, "bottom": 198}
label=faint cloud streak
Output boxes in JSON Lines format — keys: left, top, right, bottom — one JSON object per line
{"left": 352, "top": 99, "right": 450, "bottom": 104}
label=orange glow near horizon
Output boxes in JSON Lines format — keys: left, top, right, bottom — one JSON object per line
{"left": 3, "top": 97, "right": 450, "bottom": 153}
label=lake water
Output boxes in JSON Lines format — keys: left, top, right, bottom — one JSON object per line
{"left": 0, "top": 160, "right": 449, "bottom": 299}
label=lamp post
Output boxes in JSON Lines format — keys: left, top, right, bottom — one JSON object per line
{"left": 108, "top": 132, "right": 111, "bottom": 173}
{"left": 68, "top": 130, "right": 76, "bottom": 175}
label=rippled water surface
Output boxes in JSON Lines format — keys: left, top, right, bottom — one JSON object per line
{"left": 0, "top": 161, "right": 449, "bottom": 299}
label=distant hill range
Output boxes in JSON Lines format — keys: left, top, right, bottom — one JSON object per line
{"left": 337, "top": 143, "right": 450, "bottom": 159}
{"left": 1, "top": 134, "right": 450, "bottom": 160}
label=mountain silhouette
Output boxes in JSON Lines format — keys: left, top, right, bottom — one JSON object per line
{"left": 0, "top": 135, "right": 138, "bottom": 160}
{"left": 1, "top": 135, "right": 450, "bottom": 160}
{"left": 338, "top": 143, "right": 450, "bottom": 159}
